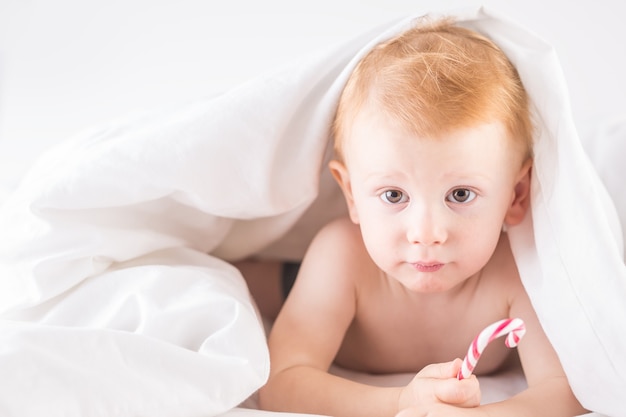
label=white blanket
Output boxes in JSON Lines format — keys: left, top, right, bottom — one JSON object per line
{"left": 0, "top": 6, "right": 624, "bottom": 417}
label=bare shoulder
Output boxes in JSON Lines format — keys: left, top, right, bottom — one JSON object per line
{"left": 287, "top": 216, "right": 374, "bottom": 316}
{"left": 266, "top": 216, "right": 366, "bottom": 373}
{"left": 314, "top": 216, "right": 364, "bottom": 247}
{"left": 469, "top": 232, "right": 528, "bottom": 321}
{"left": 306, "top": 217, "right": 370, "bottom": 266}
{"left": 490, "top": 234, "right": 574, "bottom": 389}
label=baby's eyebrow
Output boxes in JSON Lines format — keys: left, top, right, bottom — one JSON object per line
{"left": 362, "top": 170, "right": 406, "bottom": 181}
{"left": 440, "top": 171, "right": 492, "bottom": 182}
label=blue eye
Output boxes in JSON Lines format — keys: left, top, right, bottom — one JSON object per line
{"left": 446, "top": 188, "right": 476, "bottom": 203}
{"left": 380, "top": 190, "right": 407, "bottom": 204}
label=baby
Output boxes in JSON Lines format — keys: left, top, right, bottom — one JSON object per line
{"left": 255, "top": 17, "right": 586, "bottom": 417}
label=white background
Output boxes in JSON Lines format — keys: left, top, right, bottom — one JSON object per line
{"left": 0, "top": 0, "right": 624, "bottom": 188}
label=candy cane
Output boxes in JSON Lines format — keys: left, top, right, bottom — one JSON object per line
{"left": 457, "top": 318, "right": 526, "bottom": 380}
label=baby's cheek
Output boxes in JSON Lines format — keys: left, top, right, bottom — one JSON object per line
{"left": 360, "top": 229, "right": 395, "bottom": 268}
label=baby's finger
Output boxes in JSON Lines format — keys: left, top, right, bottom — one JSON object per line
{"left": 434, "top": 375, "right": 481, "bottom": 407}
{"left": 416, "top": 358, "right": 462, "bottom": 379}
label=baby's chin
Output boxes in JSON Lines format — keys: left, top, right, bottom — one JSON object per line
{"left": 391, "top": 269, "right": 466, "bottom": 294}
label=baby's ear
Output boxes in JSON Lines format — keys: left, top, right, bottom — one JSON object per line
{"left": 328, "top": 160, "right": 360, "bottom": 224}
{"left": 504, "top": 159, "right": 532, "bottom": 226}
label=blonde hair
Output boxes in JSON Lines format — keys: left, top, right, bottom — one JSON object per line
{"left": 332, "top": 17, "right": 533, "bottom": 161}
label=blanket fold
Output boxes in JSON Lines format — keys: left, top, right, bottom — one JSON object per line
{"left": 0, "top": 6, "right": 624, "bottom": 417}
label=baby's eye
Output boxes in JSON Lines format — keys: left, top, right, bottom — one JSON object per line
{"left": 380, "top": 190, "right": 407, "bottom": 204}
{"left": 446, "top": 188, "right": 476, "bottom": 204}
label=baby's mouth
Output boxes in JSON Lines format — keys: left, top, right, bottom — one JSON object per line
{"left": 411, "top": 262, "right": 444, "bottom": 272}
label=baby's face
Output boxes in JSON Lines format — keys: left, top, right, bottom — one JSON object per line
{"left": 340, "top": 110, "right": 527, "bottom": 293}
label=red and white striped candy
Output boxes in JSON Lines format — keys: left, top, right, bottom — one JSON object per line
{"left": 457, "top": 318, "right": 526, "bottom": 380}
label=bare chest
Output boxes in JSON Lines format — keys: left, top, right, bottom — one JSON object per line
{"left": 334, "top": 283, "right": 512, "bottom": 375}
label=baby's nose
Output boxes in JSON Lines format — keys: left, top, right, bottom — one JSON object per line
{"left": 405, "top": 206, "right": 448, "bottom": 245}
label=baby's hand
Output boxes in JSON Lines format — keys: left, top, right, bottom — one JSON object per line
{"left": 398, "top": 358, "right": 481, "bottom": 413}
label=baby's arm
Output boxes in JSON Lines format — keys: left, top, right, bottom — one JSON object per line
{"left": 479, "top": 288, "right": 587, "bottom": 416}
{"left": 258, "top": 218, "right": 479, "bottom": 417}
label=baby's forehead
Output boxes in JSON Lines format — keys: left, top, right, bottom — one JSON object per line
{"left": 347, "top": 106, "right": 510, "bottom": 145}
{"left": 343, "top": 113, "right": 523, "bottom": 167}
